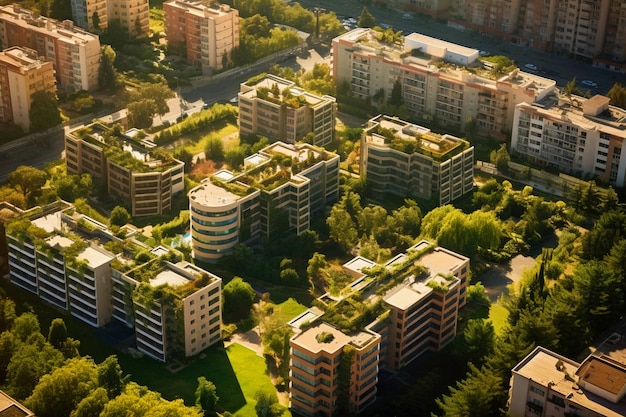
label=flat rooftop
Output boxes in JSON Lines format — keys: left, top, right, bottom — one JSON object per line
{"left": 405, "top": 32, "right": 478, "bottom": 57}
{"left": 150, "top": 267, "right": 191, "bottom": 288}
{"left": 343, "top": 256, "right": 377, "bottom": 275}
{"left": 412, "top": 244, "right": 468, "bottom": 276}
{"left": 46, "top": 235, "right": 73, "bottom": 250}
{"left": 384, "top": 281, "right": 432, "bottom": 310}
{"left": 292, "top": 322, "right": 351, "bottom": 355}
{"left": 32, "top": 212, "right": 63, "bottom": 233}
{"left": 189, "top": 178, "right": 245, "bottom": 207}
{"left": 289, "top": 307, "right": 324, "bottom": 330}
{"left": 79, "top": 246, "right": 114, "bottom": 269}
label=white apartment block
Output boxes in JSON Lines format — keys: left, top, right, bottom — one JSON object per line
{"left": 5, "top": 201, "right": 223, "bottom": 361}
{"left": 189, "top": 141, "right": 340, "bottom": 262}
{"left": 332, "top": 29, "right": 556, "bottom": 140}
{"left": 0, "top": 5, "right": 101, "bottom": 92}
{"left": 511, "top": 94, "right": 626, "bottom": 187}
{"left": 164, "top": 0, "right": 239, "bottom": 73}
{"left": 238, "top": 74, "right": 336, "bottom": 147}
{"left": 361, "top": 114, "right": 474, "bottom": 205}
{"left": 510, "top": 342, "right": 626, "bottom": 417}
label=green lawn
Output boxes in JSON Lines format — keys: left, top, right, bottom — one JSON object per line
{"left": 274, "top": 298, "right": 308, "bottom": 323}
{"left": 182, "top": 123, "right": 239, "bottom": 155}
{"left": 488, "top": 303, "right": 509, "bottom": 335}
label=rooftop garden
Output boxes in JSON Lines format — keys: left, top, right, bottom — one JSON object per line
{"left": 372, "top": 125, "right": 469, "bottom": 161}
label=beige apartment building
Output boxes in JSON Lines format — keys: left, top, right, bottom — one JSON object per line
{"left": 65, "top": 123, "right": 185, "bottom": 216}
{"left": 70, "top": 0, "right": 107, "bottom": 32}
{"left": 238, "top": 74, "right": 336, "bottom": 147}
{"left": 332, "top": 29, "right": 555, "bottom": 140}
{"left": 393, "top": 0, "right": 452, "bottom": 17}
{"left": 511, "top": 94, "right": 626, "bottom": 187}
{"left": 288, "top": 240, "right": 469, "bottom": 415}
{"left": 361, "top": 115, "right": 474, "bottom": 205}
{"left": 189, "top": 141, "right": 340, "bottom": 262}
{"left": 0, "top": 46, "right": 56, "bottom": 131}
{"left": 450, "top": 0, "right": 626, "bottom": 69}
{"left": 509, "top": 339, "right": 626, "bottom": 417}
{"left": 107, "top": 0, "right": 150, "bottom": 38}
{"left": 0, "top": 5, "right": 101, "bottom": 91}
{"left": 164, "top": 0, "right": 239, "bottom": 73}
{"left": 5, "top": 200, "right": 223, "bottom": 362}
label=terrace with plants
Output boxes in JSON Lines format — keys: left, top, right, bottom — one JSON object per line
{"left": 370, "top": 123, "right": 469, "bottom": 162}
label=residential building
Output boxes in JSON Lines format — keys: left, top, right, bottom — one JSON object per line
{"left": 238, "top": 74, "right": 336, "bottom": 147}
{"left": 189, "top": 141, "right": 340, "bottom": 262}
{"left": 361, "top": 114, "right": 475, "bottom": 205}
{"left": 449, "top": 0, "right": 626, "bottom": 71}
{"left": 0, "top": 5, "right": 101, "bottom": 91}
{"left": 392, "top": 0, "right": 452, "bottom": 18}
{"left": 510, "top": 94, "right": 626, "bottom": 187}
{"left": 106, "top": 0, "right": 150, "bottom": 38}
{"left": 0, "top": 46, "right": 56, "bottom": 131}
{"left": 164, "top": 0, "right": 239, "bottom": 73}
{"left": 0, "top": 390, "right": 35, "bottom": 417}
{"left": 509, "top": 335, "right": 626, "bottom": 417}
{"left": 289, "top": 323, "right": 381, "bottom": 417}
{"left": 288, "top": 240, "right": 469, "bottom": 415}
{"left": 332, "top": 29, "right": 556, "bottom": 140}
{"left": 4, "top": 200, "right": 223, "bottom": 361}
{"left": 70, "top": 0, "right": 108, "bottom": 32}
{"left": 65, "top": 123, "right": 185, "bottom": 216}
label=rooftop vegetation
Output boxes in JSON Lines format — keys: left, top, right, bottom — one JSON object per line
{"left": 372, "top": 125, "right": 469, "bottom": 161}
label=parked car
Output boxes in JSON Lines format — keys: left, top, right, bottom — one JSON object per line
{"left": 524, "top": 63, "right": 538, "bottom": 71}
{"left": 402, "top": 13, "right": 413, "bottom": 20}
{"left": 581, "top": 80, "right": 598, "bottom": 88}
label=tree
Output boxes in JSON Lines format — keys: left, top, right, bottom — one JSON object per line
{"left": 92, "top": 11, "right": 101, "bottom": 32}
{"left": 0, "top": 298, "right": 16, "bottom": 332}
{"left": 606, "top": 82, "right": 626, "bottom": 108}
{"left": 53, "top": 173, "right": 93, "bottom": 202}
{"left": 100, "top": 382, "right": 201, "bottom": 417}
{"left": 7, "top": 342, "right": 65, "bottom": 400}
{"left": 489, "top": 143, "right": 510, "bottom": 173}
{"left": 110, "top": 206, "right": 131, "bottom": 227}
{"left": 70, "top": 388, "right": 109, "bottom": 417}
{"left": 99, "top": 45, "right": 119, "bottom": 90}
{"left": 205, "top": 136, "right": 225, "bottom": 161}
{"left": 463, "top": 319, "right": 495, "bottom": 361}
{"left": 0, "top": 331, "right": 15, "bottom": 383}
{"left": 8, "top": 166, "right": 46, "bottom": 203}
{"left": 127, "top": 99, "right": 157, "bottom": 129}
{"left": 47, "top": 318, "right": 67, "bottom": 349}
{"left": 29, "top": 91, "right": 62, "bottom": 132}
{"left": 389, "top": 78, "right": 402, "bottom": 106}
{"left": 195, "top": 377, "right": 219, "bottom": 416}
{"left": 12, "top": 312, "right": 40, "bottom": 343}
{"left": 326, "top": 205, "right": 357, "bottom": 250}
{"left": 254, "top": 389, "right": 285, "bottom": 417}
{"left": 357, "top": 7, "right": 375, "bottom": 28}
{"left": 49, "top": 0, "right": 73, "bottom": 21}
{"left": 97, "top": 355, "right": 127, "bottom": 398}
{"left": 222, "top": 277, "right": 256, "bottom": 314}
{"left": 25, "top": 357, "right": 98, "bottom": 417}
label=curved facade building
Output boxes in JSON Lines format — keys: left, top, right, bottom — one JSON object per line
{"left": 189, "top": 175, "right": 260, "bottom": 263}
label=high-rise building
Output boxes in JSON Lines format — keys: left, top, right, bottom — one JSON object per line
{"left": 238, "top": 74, "right": 336, "bottom": 147}
{"left": 511, "top": 94, "right": 626, "bottom": 187}
{"left": 164, "top": 0, "right": 239, "bottom": 74}
{"left": 70, "top": 0, "right": 108, "bottom": 32}
{"left": 189, "top": 141, "right": 340, "bottom": 262}
{"left": 0, "top": 46, "right": 56, "bottom": 131}
{"left": 70, "top": 0, "right": 150, "bottom": 38}
{"left": 5, "top": 200, "right": 223, "bottom": 362}
{"left": 0, "top": 5, "right": 101, "bottom": 92}
{"left": 65, "top": 123, "right": 185, "bottom": 217}
{"left": 361, "top": 115, "right": 475, "bottom": 205}
{"left": 332, "top": 29, "right": 555, "bottom": 140}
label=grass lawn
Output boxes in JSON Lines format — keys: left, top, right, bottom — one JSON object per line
{"left": 488, "top": 302, "right": 509, "bottom": 335}
{"left": 182, "top": 123, "right": 239, "bottom": 155}
{"left": 273, "top": 298, "right": 308, "bottom": 323}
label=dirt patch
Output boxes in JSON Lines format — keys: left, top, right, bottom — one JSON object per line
{"left": 190, "top": 159, "right": 222, "bottom": 181}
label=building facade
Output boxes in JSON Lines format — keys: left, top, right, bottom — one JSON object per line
{"left": 65, "top": 123, "right": 185, "bottom": 216}
{"left": 332, "top": 29, "right": 555, "bottom": 140}
{"left": 0, "top": 46, "right": 56, "bottom": 131}
{"left": 0, "top": 5, "right": 101, "bottom": 91}
{"left": 70, "top": 0, "right": 149, "bottom": 37}
{"left": 361, "top": 115, "right": 475, "bottom": 205}
{"left": 510, "top": 94, "right": 626, "bottom": 187}
{"left": 5, "top": 201, "right": 223, "bottom": 361}
{"left": 449, "top": 0, "right": 626, "bottom": 70}
{"left": 70, "top": 0, "right": 108, "bottom": 32}
{"left": 238, "top": 74, "right": 336, "bottom": 147}
{"left": 509, "top": 343, "right": 626, "bottom": 417}
{"left": 164, "top": 0, "right": 239, "bottom": 73}
{"left": 189, "top": 141, "right": 340, "bottom": 262}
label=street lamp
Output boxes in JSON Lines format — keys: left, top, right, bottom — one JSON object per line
{"left": 314, "top": 8, "right": 326, "bottom": 40}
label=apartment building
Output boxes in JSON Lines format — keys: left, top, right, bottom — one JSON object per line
{"left": 510, "top": 94, "right": 626, "bottom": 187}
{"left": 332, "top": 29, "right": 555, "bottom": 140}
{"left": 393, "top": 0, "right": 452, "bottom": 18}
{"left": 0, "top": 46, "right": 56, "bottom": 131}
{"left": 65, "top": 123, "right": 185, "bottom": 216}
{"left": 238, "top": 74, "right": 336, "bottom": 147}
{"left": 164, "top": 0, "right": 239, "bottom": 73}
{"left": 189, "top": 141, "right": 340, "bottom": 262}
{"left": 509, "top": 337, "right": 626, "bottom": 417}
{"left": 287, "top": 240, "right": 469, "bottom": 416}
{"left": 289, "top": 323, "right": 381, "bottom": 417}
{"left": 4, "top": 201, "right": 223, "bottom": 361}
{"left": 0, "top": 5, "right": 101, "bottom": 91}
{"left": 0, "top": 390, "right": 35, "bottom": 417}
{"left": 71, "top": 0, "right": 149, "bottom": 37}
{"left": 450, "top": 0, "right": 626, "bottom": 70}
{"left": 361, "top": 114, "right": 475, "bottom": 205}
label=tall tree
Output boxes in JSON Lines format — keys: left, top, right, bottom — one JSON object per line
{"left": 70, "top": 387, "right": 109, "bottom": 417}
{"left": 464, "top": 319, "right": 495, "bottom": 361}
{"left": 8, "top": 166, "right": 46, "bottom": 203}
{"left": 110, "top": 206, "right": 131, "bottom": 227}
{"left": 29, "top": 91, "right": 62, "bottom": 132}
{"left": 97, "top": 355, "right": 127, "bottom": 398}
{"left": 47, "top": 318, "right": 67, "bottom": 349}
{"left": 99, "top": 45, "right": 118, "bottom": 90}
{"left": 489, "top": 143, "right": 510, "bottom": 173}
{"left": 11, "top": 312, "right": 41, "bottom": 343}
{"left": 606, "top": 82, "right": 626, "bottom": 108}
{"left": 7, "top": 342, "right": 65, "bottom": 400}
{"left": 195, "top": 377, "right": 219, "bottom": 416}
{"left": 357, "top": 7, "right": 375, "bottom": 28}
{"left": 222, "top": 277, "right": 255, "bottom": 314}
